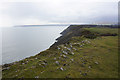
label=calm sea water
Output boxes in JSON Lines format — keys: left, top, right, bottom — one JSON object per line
{"left": 1, "top": 26, "right": 68, "bottom": 65}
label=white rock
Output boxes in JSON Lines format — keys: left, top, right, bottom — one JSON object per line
{"left": 35, "top": 76, "right": 39, "bottom": 78}
{"left": 67, "top": 48, "right": 71, "bottom": 51}
{"left": 54, "top": 58, "right": 57, "bottom": 60}
{"left": 71, "top": 52, "right": 74, "bottom": 55}
{"left": 71, "top": 59, "right": 74, "bottom": 61}
{"left": 35, "top": 57, "right": 38, "bottom": 59}
{"left": 73, "top": 48, "right": 77, "bottom": 50}
{"left": 63, "top": 51, "right": 68, "bottom": 55}
{"left": 57, "top": 46, "right": 60, "bottom": 50}
{"left": 55, "top": 61, "right": 59, "bottom": 65}
{"left": 60, "top": 67, "right": 64, "bottom": 71}
{"left": 63, "top": 55, "right": 67, "bottom": 58}
{"left": 95, "top": 62, "right": 99, "bottom": 64}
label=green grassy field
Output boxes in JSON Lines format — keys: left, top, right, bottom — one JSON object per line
{"left": 2, "top": 27, "right": 119, "bottom": 78}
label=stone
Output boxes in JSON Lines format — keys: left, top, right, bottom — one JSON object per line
{"left": 41, "top": 71, "right": 44, "bottom": 74}
{"left": 63, "top": 64, "right": 66, "bottom": 66}
{"left": 88, "top": 65, "right": 92, "bottom": 68}
{"left": 80, "top": 45, "right": 83, "bottom": 47}
{"left": 62, "top": 55, "right": 67, "bottom": 58}
{"left": 82, "top": 73, "right": 87, "bottom": 76}
{"left": 80, "top": 58, "right": 83, "bottom": 60}
{"left": 60, "top": 67, "right": 64, "bottom": 71}
{"left": 43, "top": 60, "right": 47, "bottom": 63}
{"left": 57, "top": 46, "right": 60, "bottom": 50}
{"left": 2, "top": 67, "right": 10, "bottom": 71}
{"left": 32, "top": 66, "right": 36, "bottom": 68}
{"left": 64, "top": 46, "right": 67, "bottom": 48}
{"left": 73, "top": 48, "right": 77, "bottom": 50}
{"left": 63, "top": 51, "right": 68, "bottom": 55}
{"left": 71, "top": 52, "right": 74, "bottom": 55}
{"left": 6, "top": 67, "right": 10, "bottom": 70}
{"left": 54, "top": 58, "right": 57, "bottom": 60}
{"left": 55, "top": 61, "right": 59, "bottom": 65}
{"left": 35, "top": 57, "right": 38, "bottom": 60}
{"left": 95, "top": 61, "right": 99, "bottom": 64}
{"left": 79, "top": 70, "right": 82, "bottom": 74}
{"left": 71, "top": 59, "right": 74, "bottom": 62}
{"left": 35, "top": 76, "right": 39, "bottom": 78}
{"left": 67, "top": 48, "right": 71, "bottom": 51}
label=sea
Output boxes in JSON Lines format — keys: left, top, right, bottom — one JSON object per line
{"left": 0, "top": 26, "right": 68, "bottom": 65}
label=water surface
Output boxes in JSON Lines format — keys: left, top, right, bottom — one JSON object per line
{"left": 1, "top": 26, "right": 68, "bottom": 65}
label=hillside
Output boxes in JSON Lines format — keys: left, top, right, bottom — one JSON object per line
{"left": 2, "top": 25, "right": 119, "bottom": 78}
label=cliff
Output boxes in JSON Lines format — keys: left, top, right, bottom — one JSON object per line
{"left": 2, "top": 25, "right": 119, "bottom": 78}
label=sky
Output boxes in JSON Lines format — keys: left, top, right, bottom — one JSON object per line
{"left": 0, "top": 0, "right": 119, "bottom": 27}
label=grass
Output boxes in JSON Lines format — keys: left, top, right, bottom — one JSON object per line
{"left": 83, "top": 27, "right": 118, "bottom": 34}
{"left": 2, "top": 27, "right": 119, "bottom": 78}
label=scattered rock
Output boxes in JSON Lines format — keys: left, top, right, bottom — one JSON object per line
{"left": 71, "top": 52, "right": 74, "bottom": 55}
{"left": 62, "top": 55, "right": 67, "bottom": 58}
{"left": 63, "top": 51, "right": 68, "bottom": 55}
{"left": 55, "top": 61, "right": 59, "bottom": 65}
{"left": 35, "top": 57, "right": 38, "bottom": 60}
{"left": 58, "top": 57, "right": 61, "bottom": 59}
{"left": 82, "top": 73, "right": 87, "bottom": 76}
{"left": 80, "top": 64, "right": 84, "bottom": 67}
{"left": 54, "top": 58, "right": 57, "bottom": 60}
{"left": 35, "top": 76, "right": 39, "bottom": 78}
{"left": 95, "top": 62, "right": 99, "bottom": 64}
{"left": 73, "top": 48, "right": 77, "bottom": 50}
{"left": 67, "top": 48, "right": 71, "bottom": 51}
{"left": 80, "top": 58, "right": 83, "bottom": 60}
{"left": 88, "top": 65, "right": 92, "bottom": 68}
{"left": 71, "top": 59, "right": 74, "bottom": 62}
{"left": 41, "top": 71, "right": 44, "bottom": 74}
{"left": 26, "top": 61, "right": 29, "bottom": 63}
{"left": 43, "top": 60, "right": 47, "bottom": 63}
{"left": 79, "top": 70, "right": 82, "bottom": 74}
{"left": 60, "top": 67, "right": 64, "bottom": 71}
{"left": 57, "top": 46, "right": 60, "bottom": 50}
{"left": 31, "top": 66, "right": 36, "bottom": 68}
{"left": 80, "top": 45, "right": 83, "bottom": 47}
{"left": 2, "top": 67, "right": 10, "bottom": 71}
{"left": 63, "top": 64, "right": 66, "bottom": 66}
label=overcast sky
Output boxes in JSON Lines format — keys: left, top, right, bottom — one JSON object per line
{"left": 0, "top": 0, "right": 119, "bottom": 27}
